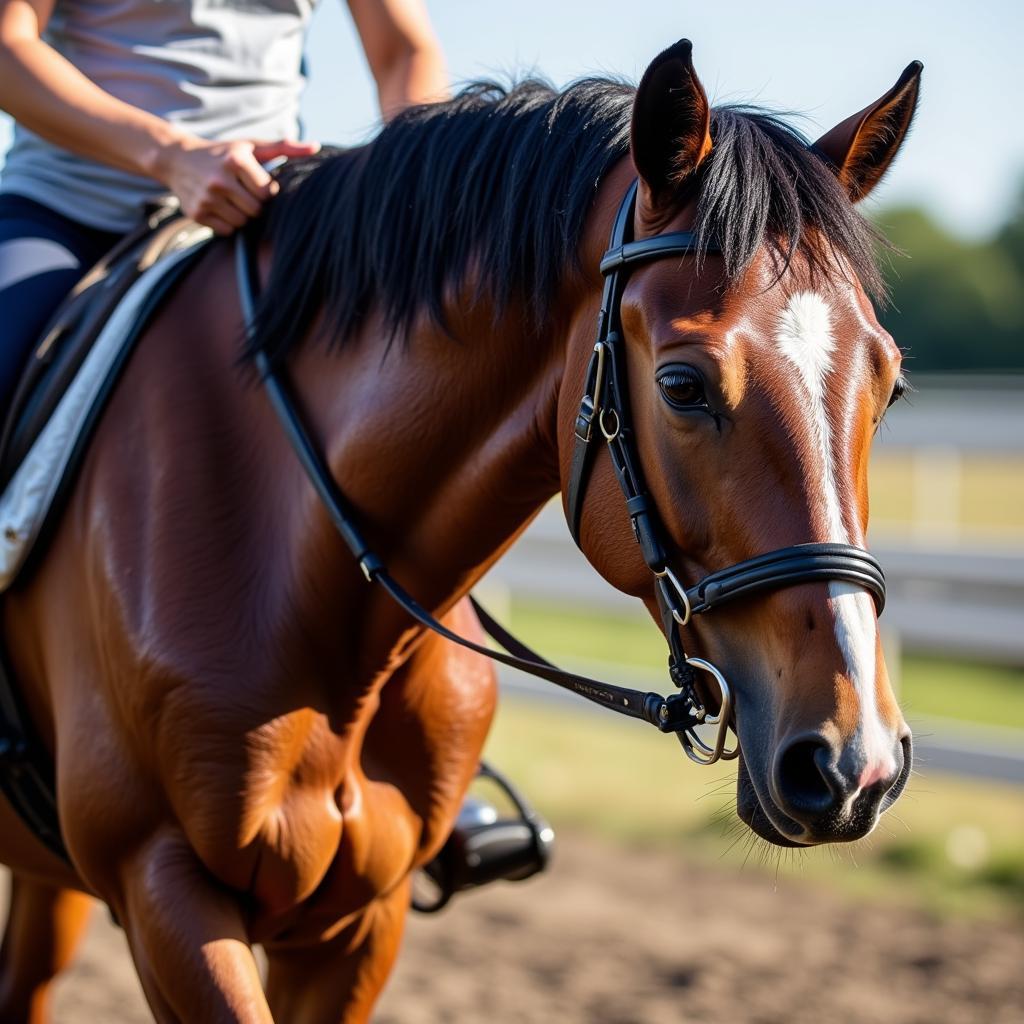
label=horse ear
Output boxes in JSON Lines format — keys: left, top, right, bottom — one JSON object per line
{"left": 631, "top": 39, "right": 712, "bottom": 214}
{"left": 813, "top": 61, "right": 923, "bottom": 202}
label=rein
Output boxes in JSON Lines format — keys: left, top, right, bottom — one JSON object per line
{"left": 236, "top": 178, "right": 886, "bottom": 767}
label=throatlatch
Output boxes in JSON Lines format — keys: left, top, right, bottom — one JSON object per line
{"left": 237, "top": 175, "right": 886, "bottom": 769}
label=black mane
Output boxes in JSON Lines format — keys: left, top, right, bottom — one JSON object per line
{"left": 247, "top": 78, "right": 883, "bottom": 365}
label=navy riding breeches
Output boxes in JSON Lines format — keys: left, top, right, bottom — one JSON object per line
{"left": 0, "top": 194, "right": 120, "bottom": 410}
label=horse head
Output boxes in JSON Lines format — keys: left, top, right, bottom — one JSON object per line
{"left": 563, "top": 42, "right": 921, "bottom": 847}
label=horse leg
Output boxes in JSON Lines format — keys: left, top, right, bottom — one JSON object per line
{"left": 260, "top": 602, "right": 495, "bottom": 1023}
{"left": 113, "top": 830, "right": 272, "bottom": 1024}
{"left": 0, "top": 874, "right": 94, "bottom": 1024}
{"left": 263, "top": 877, "right": 411, "bottom": 1024}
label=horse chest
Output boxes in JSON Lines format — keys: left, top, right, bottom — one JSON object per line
{"left": 166, "top": 713, "right": 350, "bottom": 901}
{"left": 245, "top": 774, "right": 423, "bottom": 943}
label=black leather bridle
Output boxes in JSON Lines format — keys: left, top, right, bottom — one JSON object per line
{"left": 559, "top": 179, "right": 886, "bottom": 760}
{"left": 236, "top": 176, "right": 886, "bottom": 767}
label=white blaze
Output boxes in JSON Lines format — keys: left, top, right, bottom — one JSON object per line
{"left": 775, "top": 291, "right": 892, "bottom": 771}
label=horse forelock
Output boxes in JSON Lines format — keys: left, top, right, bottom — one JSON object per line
{"left": 695, "top": 108, "right": 888, "bottom": 302}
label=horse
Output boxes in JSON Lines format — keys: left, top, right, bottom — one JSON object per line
{"left": 0, "top": 39, "right": 921, "bottom": 1023}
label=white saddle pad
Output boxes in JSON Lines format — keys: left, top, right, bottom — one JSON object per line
{"left": 0, "top": 231, "right": 211, "bottom": 592}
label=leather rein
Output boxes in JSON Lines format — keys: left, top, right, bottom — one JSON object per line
{"left": 236, "top": 177, "right": 886, "bottom": 767}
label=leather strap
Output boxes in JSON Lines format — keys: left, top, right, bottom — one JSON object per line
{"left": 688, "top": 543, "right": 885, "bottom": 615}
{"left": 236, "top": 232, "right": 703, "bottom": 737}
{"left": 565, "top": 182, "right": 721, "bottom": 547}
{"left": 599, "top": 232, "right": 705, "bottom": 275}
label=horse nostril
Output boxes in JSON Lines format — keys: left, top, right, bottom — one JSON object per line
{"left": 775, "top": 737, "right": 840, "bottom": 820}
{"left": 881, "top": 734, "right": 912, "bottom": 807}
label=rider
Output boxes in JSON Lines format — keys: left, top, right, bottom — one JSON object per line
{"left": 0, "top": 0, "right": 546, "bottom": 901}
{"left": 0, "top": 0, "right": 447, "bottom": 407}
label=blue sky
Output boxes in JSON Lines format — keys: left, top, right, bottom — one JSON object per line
{"left": 2, "top": 1, "right": 1020, "bottom": 238}
{"left": 300, "top": 0, "right": 1023, "bottom": 239}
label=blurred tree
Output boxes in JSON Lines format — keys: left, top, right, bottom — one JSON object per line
{"left": 996, "top": 182, "right": 1024, "bottom": 280}
{"left": 874, "top": 185, "right": 1024, "bottom": 373}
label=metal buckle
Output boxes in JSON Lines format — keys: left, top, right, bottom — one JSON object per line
{"left": 574, "top": 342, "right": 608, "bottom": 442}
{"left": 677, "top": 657, "right": 739, "bottom": 766}
{"left": 599, "top": 407, "right": 620, "bottom": 441}
{"left": 654, "top": 565, "right": 692, "bottom": 626}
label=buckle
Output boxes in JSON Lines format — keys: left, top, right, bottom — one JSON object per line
{"left": 574, "top": 395, "right": 597, "bottom": 442}
{"left": 574, "top": 342, "right": 608, "bottom": 443}
{"left": 654, "top": 566, "right": 692, "bottom": 626}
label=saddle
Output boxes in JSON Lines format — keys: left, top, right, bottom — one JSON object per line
{"left": 0, "top": 206, "right": 212, "bottom": 854}
{"left": 0, "top": 206, "right": 211, "bottom": 588}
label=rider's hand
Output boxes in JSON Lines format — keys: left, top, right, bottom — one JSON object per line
{"left": 152, "top": 135, "right": 321, "bottom": 235}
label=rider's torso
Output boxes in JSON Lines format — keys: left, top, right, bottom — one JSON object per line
{"left": 1, "top": 0, "right": 319, "bottom": 231}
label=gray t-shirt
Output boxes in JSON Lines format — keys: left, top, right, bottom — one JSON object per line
{"left": 1, "top": 0, "right": 316, "bottom": 231}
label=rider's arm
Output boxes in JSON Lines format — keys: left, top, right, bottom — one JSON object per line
{"left": 347, "top": 0, "right": 449, "bottom": 117}
{"left": 0, "top": 0, "right": 318, "bottom": 233}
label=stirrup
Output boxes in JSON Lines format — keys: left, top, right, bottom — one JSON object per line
{"left": 412, "top": 761, "right": 555, "bottom": 914}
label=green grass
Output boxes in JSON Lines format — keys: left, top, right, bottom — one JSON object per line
{"left": 506, "top": 599, "right": 1024, "bottom": 731}
{"left": 901, "top": 656, "right": 1024, "bottom": 731}
{"left": 484, "top": 698, "right": 1024, "bottom": 919}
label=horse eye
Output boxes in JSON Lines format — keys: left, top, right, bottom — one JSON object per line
{"left": 887, "top": 376, "right": 908, "bottom": 409}
{"left": 657, "top": 367, "right": 707, "bottom": 410}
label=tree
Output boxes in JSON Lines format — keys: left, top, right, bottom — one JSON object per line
{"left": 874, "top": 189, "right": 1024, "bottom": 373}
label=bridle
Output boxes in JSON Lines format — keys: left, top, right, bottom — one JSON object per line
{"left": 236, "top": 176, "right": 886, "bottom": 768}
{"left": 560, "top": 179, "right": 886, "bottom": 760}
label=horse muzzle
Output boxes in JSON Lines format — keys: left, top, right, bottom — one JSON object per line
{"left": 737, "top": 728, "right": 913, "bottom": 846}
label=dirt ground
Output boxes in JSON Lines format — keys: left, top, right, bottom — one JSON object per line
{"left": 6, "top": 832, "right": 1020, "bottom": 1023}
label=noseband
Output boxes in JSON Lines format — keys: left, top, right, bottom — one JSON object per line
{"left": 237, "top": 178, "right": 885, "bottom": 768}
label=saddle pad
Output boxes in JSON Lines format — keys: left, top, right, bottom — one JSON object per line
{"left": 0, "top": 233, "right": 211, "bottom": 591}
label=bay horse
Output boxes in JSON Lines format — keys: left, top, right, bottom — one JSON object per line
{"left": 0, "top": 40, "right": 921, "bottom": 1023}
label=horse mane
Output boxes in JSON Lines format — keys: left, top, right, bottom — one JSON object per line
{"left": 246, "top": 78, "right": 884, "bottom": 366}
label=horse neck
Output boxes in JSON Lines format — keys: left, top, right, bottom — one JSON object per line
{"left": 291, "top": 319, "right": 546, "bottom": 582}
{"left": 268, "top": 160, "right": 634, "bottom": 691}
